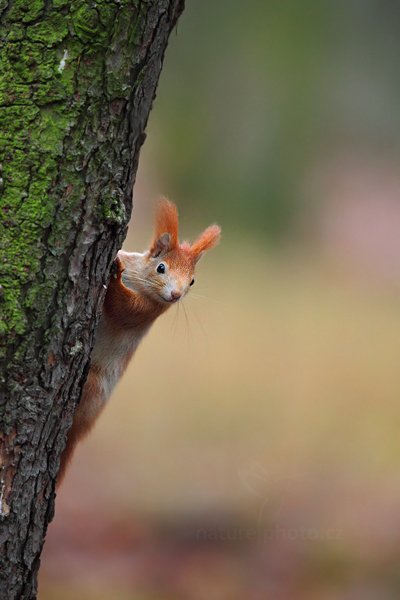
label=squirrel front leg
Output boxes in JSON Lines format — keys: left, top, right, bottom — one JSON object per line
{"left": 103, "top": 256, "right": 155, "bottom": 329}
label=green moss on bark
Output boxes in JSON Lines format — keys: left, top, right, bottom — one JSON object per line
{"left": 0, "top": 0, "right": 185, "bottom": 348}
{"left": 26, "top": 15, "right": 68, "bottom": 47}
{"left": 7, "top": 0, "right": 45, "bottom": 24}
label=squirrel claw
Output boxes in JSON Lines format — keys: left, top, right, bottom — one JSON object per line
{"left": 112, "top": 256, "right": 125, "bottom": 280}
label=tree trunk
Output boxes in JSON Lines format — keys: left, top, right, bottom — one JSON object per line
{"left": 0, "top": 1, "right": 184, "bottom": 597}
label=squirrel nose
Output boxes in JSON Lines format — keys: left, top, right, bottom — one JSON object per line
{"left": 170, "top": 290, "right": 182, "bottom": 301}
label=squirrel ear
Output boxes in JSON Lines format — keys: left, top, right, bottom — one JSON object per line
{"left": 191, "top": 224, "right": 221, "bottom": 262}
{"left": 150, "top": 198, "right": 178, "bottom": 252}
{"left": 150, "top": 232, "right": 172, "bottom": 257}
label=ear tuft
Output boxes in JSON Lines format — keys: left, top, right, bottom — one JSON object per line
{"left": 191, "top": 224, "right": 221, "bottom": 260}
{"left": 149, "top": 197, "right": 179, "bottom": 256}
{"left": 156, "top": 198, "right": 179, "bottom": 246}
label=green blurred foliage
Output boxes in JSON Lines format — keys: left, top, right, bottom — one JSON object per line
{"left": 146, "top": 0, "right": 400, "bottom": 238}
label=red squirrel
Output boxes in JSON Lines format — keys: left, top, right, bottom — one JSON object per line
{"left": 58, "top": 198, "right": 221, "bottom": 482}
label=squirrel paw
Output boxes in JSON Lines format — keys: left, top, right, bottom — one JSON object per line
{"left": 111, "top": 256, "right": 125, "bottom": 280}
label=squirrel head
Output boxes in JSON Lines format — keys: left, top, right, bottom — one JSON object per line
{"left": 120, "top": 198, "right": 221, "bottom": 305}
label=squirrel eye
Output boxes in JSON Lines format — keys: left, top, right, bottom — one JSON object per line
{"left": 157, "top": 263, "right": 166, "bottom": 274}
{"left": 190, "top": 279, "right": 195, "bottom": 286}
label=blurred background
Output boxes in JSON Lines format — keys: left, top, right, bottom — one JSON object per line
{"left": 41, "top": 1, "right": 400, "bottom": 598}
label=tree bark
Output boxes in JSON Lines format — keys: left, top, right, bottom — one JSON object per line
{"left": 0, "top": 1, "right": 184, "bottom": 597}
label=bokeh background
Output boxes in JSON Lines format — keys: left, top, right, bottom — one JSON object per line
{"left": 41, "top": 2, "right": 400, "bottom": 598}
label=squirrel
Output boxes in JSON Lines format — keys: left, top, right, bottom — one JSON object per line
{"left": 58, "top": 198, "right": 221, "bottom": 483}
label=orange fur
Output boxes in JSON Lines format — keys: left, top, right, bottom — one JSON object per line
{"left": 191, "top": 224, "right": 221, "bottom": 258}
{"left": 150, "top": 197, "right": 179, "bottom": 254}
{"left": 104, "top": 259, "right": 167, "bottom": 328}
{"left": 58, "top": 199, "right": 221, "bottom": 485}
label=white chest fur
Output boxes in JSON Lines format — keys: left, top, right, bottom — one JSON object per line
{"left": 90, "top": 317, "right": 150, "bottom": 401}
